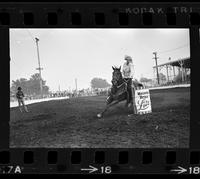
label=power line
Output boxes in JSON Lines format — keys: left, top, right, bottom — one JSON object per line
{"left": 26, "top": 29, "right": 35, "bottom": 42}
{"left": 158, "top": 44, "right": 189, "bottom": 54}
{"left": 10, "top": 57, "right": 22, "bottom": 71}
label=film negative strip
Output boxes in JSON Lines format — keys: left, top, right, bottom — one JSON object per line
{"left": 0, "top": 1, "right": 200, "bottom": 175}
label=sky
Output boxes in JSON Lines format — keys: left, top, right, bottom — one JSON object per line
{"left": 10, "top": 28, "right": 190, "bottom": 92}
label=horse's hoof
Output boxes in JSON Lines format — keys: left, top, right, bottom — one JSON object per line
{"left": 97, "top": 113, "right": 102, "bottom": 118}
{"left": 128, "top": 103, "right": 132, "bottom": 108}
{"left": 155, "top": 125, "right": 159, "bottom": 130}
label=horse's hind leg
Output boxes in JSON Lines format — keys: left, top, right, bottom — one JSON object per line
{"left": 125, "top": 91, "right": 129, "bottom": 107}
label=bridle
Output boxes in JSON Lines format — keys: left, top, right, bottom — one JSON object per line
{"left": 112, "top": 71, "right": 129, "bottom": 91}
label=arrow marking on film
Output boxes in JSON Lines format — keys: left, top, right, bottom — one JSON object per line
{"left": 170, "top": 166, "right": 187, "bottom": 174}
{"left": 81, "top": 165, "right": 98, "bottom": 173}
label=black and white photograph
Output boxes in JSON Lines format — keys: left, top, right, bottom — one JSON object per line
{"left": 10, "top": 28, "right": 190, "bottom": 148}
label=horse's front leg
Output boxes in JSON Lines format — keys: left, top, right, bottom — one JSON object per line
{"left": 97, "top": 100, "right": 119, "bottom": 118}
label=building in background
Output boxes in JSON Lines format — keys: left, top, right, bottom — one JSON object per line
{"left": 153, "top": 57, "right": 190, "bottom": 86}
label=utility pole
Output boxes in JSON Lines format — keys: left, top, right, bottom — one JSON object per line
{"left": 168, "top": 57, "right": 172, "bottom": 81}
{"left": 166, "top": 65, "right": 169, "bottom": 82}
{"left": 35, "top": 37, "right": 43, "bottom": 98}
{"left": 153, "top": 52, "right": 160, "bottom": 85}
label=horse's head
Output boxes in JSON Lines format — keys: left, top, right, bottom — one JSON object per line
{"left": 112, "top": 66, "right": 123, "bottom": 86}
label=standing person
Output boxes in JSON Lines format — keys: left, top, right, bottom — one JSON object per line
{"left": 16, "top": 87, "right": 29, "bottom": 113}
{"left": 122, "top": 55, "right": 134, "bottom": 106}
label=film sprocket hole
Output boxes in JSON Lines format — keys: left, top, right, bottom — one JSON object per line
{"left": 0, "top": 1, "right": 199, "bottom": 175}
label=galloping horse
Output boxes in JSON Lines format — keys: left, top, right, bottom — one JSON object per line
{"left": 97, "top": 66, "right": 143, "bottom": 118}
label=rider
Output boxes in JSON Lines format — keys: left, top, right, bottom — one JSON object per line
{"left": 122, "top": 55, "right": 134, "bottom": 106}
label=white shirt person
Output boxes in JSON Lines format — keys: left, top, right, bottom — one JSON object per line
{"left": 122, "top": 55, "right": 134, "bottom": 105}
{"left": 122, "top": 55, "right": 134, "bottom": 79}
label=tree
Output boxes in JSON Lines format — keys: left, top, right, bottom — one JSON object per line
{"left": 158, "top": 73, "right": 167, "bottom": 83}
{"left": 140, "top": 77, "right": 152, "bottom": 83}
{"left": 90, "top": 78, "right": 111, "bottom": 89}
{"left": 140, "top": 77, "right": 153, "bottom": 86}
{"left": 134, "top": 78, "right": 140, "bottom": 83}
{"left": 28, "top": 73, "right": 50, "bottom": 95}
{"left": 11, "top": 78, "right": 29, "bottom": 95}
{"left": 10, "top": 73, "right": 50, "bottom": 97}
{"left": 174, "top": 71, "right": 190, "bottom": 83}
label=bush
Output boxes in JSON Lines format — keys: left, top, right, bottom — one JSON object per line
{"left": 174, "top": 72, "right": 190, "bottom": 83}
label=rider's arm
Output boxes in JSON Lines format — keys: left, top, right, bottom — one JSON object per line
{"left": 130, "top": 64, "right": 134, "bottom": 78}
{"left": 122, "top": 64, "right": 126, "bottom": 77}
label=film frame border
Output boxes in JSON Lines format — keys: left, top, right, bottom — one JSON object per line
{"left": 0, "top": 2, "right": 200, "bottom": 27}
{"left": 0, "top": 2, "right": 200, "bottom": 174}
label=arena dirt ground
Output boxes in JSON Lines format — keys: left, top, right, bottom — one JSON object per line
{"left": 10, "top": 87, "right": 190, "bottom": 148}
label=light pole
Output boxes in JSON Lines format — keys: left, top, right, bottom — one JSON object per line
{"left": 35, "top": 37, "right": 43, "bottom": 98}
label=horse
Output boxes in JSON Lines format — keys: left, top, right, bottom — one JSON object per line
{"left": 97, "top": 66, "right": 143, "bottom": 118}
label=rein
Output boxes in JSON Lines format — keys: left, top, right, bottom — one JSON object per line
{"left": 116, "top": 78, "right": 131, "bottom": 88}
{"left": 116, "top": 81, "right": 127, "bottom": 89}
{"left": 111, "top": 69, "right": 131, "bottom": 97}
{"left": 111, "top": 79, "right": 129, "bottom": 98}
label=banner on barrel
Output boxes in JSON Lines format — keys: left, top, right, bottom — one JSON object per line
{"left": 133, "top": 88, "right": 152, "bottom": 115}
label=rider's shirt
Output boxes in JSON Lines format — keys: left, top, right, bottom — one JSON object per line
{"left": 16, "top": 90, "right": 24, "bottom": 100}
{"left": 122, "top": 62, "right": 134, "bottom": 78}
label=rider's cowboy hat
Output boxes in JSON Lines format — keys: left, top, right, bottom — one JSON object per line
{"left": 125, "top": 55, "right": 132, "bottom": 62}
